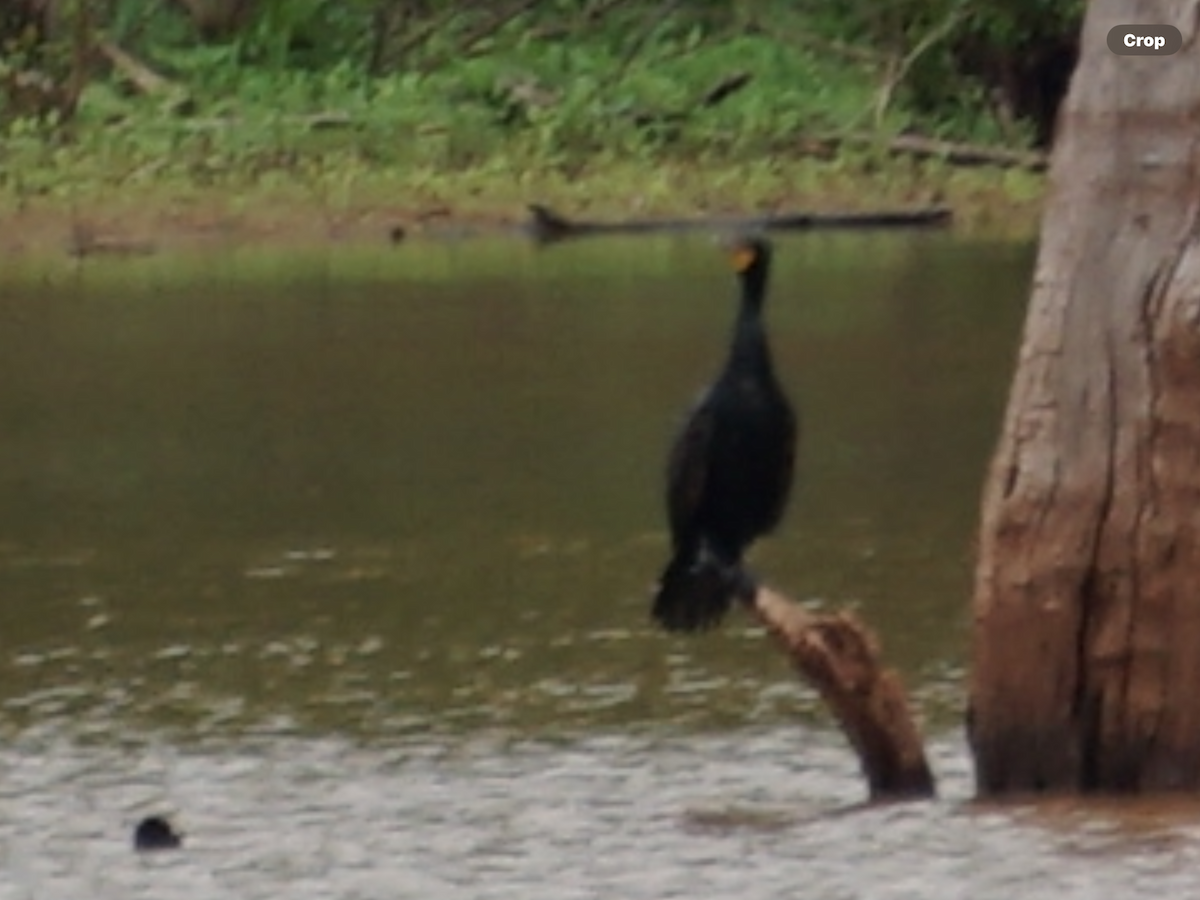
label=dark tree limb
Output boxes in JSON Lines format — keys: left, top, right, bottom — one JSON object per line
{"left": 747, "top": 586, "right": 935, "bottom": 801}
{"left": 525, "top": 203, "right": 952, "bottom": 244}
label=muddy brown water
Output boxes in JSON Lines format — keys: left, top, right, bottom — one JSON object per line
{"left": 2, "top": 234, "right": 1196, "bottom": 898}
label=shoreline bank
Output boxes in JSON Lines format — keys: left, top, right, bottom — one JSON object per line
{"left": 0, "top": 158, "right": 1044, "bottom": 258}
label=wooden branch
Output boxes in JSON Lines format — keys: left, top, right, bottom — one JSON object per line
{"left": 816, "top": 131, "right": 1049, "bottom": 172}
{"left": 96, "top": 39, "right": 176, "bottom": 96}
{"left": 883, "top": 132, "right": 1041, "bottom": 170}
{"left": 885, "top": 133, "right": 1048, "bottom": 170}
{"left": 525, "top": 203, "right": 952, "bottom": 244}
{"left": 747, "top": 586, "right": 935, "bottom": 801}
{"left": 872, "top": 7, "right": 965, "bottom": 128}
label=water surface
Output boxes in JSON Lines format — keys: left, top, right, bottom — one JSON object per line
{"left": 3, "top": 234, "right": 1183, "bottom": 899}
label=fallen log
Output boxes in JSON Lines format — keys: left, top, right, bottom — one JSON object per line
{"left": 525, "top": 203, "right": 952, "bottom": 244}
{"left": 808, "top": 131, "right": 1049, "bottom": 172}
{"left": 746, "top": 585, "right": 935, "bottom": 801}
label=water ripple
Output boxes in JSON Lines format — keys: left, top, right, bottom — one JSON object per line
{"left": 0, "top": 727, "right": 1198, "bottom": 900}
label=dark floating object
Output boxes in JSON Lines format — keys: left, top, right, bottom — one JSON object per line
{"left": 133, "top": 815, "right": 183, "bottom": 852}
{"left": 525, "top": 202, "right": 952, "bottom": 244}
{"left": 653, "top": 235, "right": 797, "bottom": 632}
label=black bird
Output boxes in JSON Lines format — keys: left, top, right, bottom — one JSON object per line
{"left": 652, "top": 235, "right": 797, "bottom": 632}
{"left": 133, "top": 815, "right": 183, "bottom": 852}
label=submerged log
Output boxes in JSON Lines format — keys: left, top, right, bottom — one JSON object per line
{"left": 526, "top": 203, "right": 953, "bottom": 244}
{"left": 746, "top": 586, "right": 935, "bottom": 801}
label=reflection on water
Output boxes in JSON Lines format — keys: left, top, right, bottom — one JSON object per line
{"left": 6, "top": 234, "right": 1187, "bottom": 898}
{"left": 0, "top": 233, "right": 1026, "bottom": 741}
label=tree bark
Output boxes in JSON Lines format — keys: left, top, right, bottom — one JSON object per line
{"left": 969, "top": 0, "right": 1200, "bottom": 794}
{"left": 748, "top": 587, "right": 935, "bottom": 801}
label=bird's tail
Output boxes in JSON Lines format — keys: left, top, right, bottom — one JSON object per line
{"left": 652, "top": 546, "right": 755, "bottom": 633}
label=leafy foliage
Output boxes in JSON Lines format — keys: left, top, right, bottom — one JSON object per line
{"left": 0, "top": 0, "right": 1082, "bottom": 197}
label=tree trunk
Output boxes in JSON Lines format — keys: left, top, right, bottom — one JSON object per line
{"left": 969, "top": 0, "right": 1200, "bottom": 794}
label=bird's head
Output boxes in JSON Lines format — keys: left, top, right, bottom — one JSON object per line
{"left": 728, "top": 235, "right": 770, "bottom": 273}
{"left": 724, "top": 234, "right": 773, "bottom": 302}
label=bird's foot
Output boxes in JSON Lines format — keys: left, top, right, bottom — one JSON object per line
{"left": 726, "top": 565, "right": 759, "bottom": 604}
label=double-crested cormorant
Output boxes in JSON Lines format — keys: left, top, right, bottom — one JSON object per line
{"left": 652, "top": 235, "right": 797, "bottom": 632}
{"left": 133, "top": 815, "right": 183, "bottom": 852}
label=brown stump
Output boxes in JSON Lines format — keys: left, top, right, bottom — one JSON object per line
{"left": 747, "top": 587, "right": 935, "bottom": 801}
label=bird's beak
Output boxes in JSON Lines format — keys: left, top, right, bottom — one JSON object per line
{"left": 716, "top": 233, "right": 757, "bottom": 272}
{"left": 730, "top": 246, "right": 756, "bottom": 273}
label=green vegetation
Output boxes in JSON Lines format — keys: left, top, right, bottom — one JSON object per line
{"left": 0, "top": 1, "right": 1082, "bottom": 244}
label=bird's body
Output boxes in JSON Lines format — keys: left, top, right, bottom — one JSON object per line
{"left": 653, "top": 237, "right": 797, "bottom": 632}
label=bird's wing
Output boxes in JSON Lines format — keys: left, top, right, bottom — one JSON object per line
{"left": 766, "top": 402, "right": 799, "bottom": 526}
{"left": 665, "top": 395, "right": 716, "bottom": 547}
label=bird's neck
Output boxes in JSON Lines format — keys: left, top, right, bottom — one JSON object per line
{"left": 727, "top": 298, "right": 774, "bottom": 376}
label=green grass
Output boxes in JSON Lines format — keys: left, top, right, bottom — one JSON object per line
{"left": 0, "top": 2, "right": 1050, "bottom": 245}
